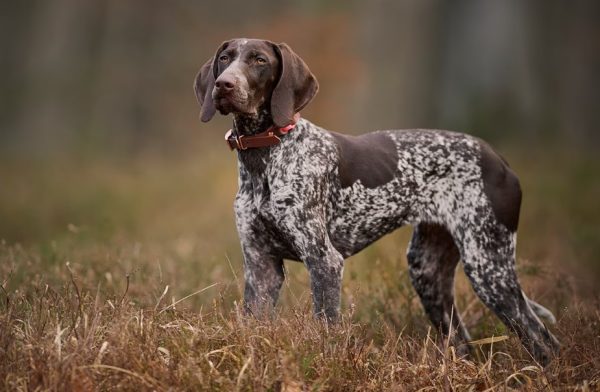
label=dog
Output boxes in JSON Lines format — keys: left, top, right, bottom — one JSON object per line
{"left": 194, "top": 38, "right": 560, "bottom": 365}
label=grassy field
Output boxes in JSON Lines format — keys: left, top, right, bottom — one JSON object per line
{"left": 0, "top": 144, "right": 599, "bottom": 390}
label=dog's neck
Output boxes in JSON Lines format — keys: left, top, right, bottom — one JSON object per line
{"left": 232, "top": 108, "right": 273, "bottom": 137}
{"left": 232, "top": 108, "right": 274, "bottom": 175}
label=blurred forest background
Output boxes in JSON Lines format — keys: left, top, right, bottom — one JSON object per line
{"left": 2, "top": 0, "right": 600, "bottom": 154}
{"left": 1, "top": 1, "right": 599, "bottom": 287}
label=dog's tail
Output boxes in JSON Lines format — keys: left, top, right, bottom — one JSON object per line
{"left": 523, "top": 291, "right": 557, "bottom": 324}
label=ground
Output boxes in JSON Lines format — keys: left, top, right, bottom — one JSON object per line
{"left": 0, "top": 145, "right": 598, "bottom": 390}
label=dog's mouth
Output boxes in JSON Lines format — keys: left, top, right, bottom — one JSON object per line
{"left": 213, "top": 90, "right": 254, "bottom": 115}
{"left": 214, "top": 96, "right": 237, "bottom": 114}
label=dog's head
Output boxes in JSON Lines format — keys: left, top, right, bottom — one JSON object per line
{"left": 194, "top": 39, "right": 319, "bottom": 127}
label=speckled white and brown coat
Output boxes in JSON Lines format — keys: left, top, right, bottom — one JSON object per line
{"left": 194, "top": 38, "right": 560, "bottom": 365}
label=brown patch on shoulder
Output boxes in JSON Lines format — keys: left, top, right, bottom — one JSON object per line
{"left": 330, "top": 131, "right": 398, "bottom": 188}
{"left": 479, "top": 140, "right": 522, "bottom": 232}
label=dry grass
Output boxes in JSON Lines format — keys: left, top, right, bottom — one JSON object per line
{"left": 0, "top": 147, "right": 599, "bottom": 390}
{"left": 0, "top": 252, "right": 598, "bottom": 391}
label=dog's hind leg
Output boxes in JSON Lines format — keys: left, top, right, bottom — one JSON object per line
{"left": 523, "top": 292, "right": 556, "bottom": 324}
{"left": 407, "top": 223, "right": 472, "bottom": 356}
{"left": 457, "top": 222, "right": 560, "bottom": 365}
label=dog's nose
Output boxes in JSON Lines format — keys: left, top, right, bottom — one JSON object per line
{"left": 215, "top": 75, "right": 235, "bottom": 92}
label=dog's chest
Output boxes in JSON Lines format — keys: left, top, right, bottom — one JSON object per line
{"left": 247, "top": 175, "right": 271, "bottom": 214}
{"left": 235, "top": 174, "right": 300, "bottom": 259}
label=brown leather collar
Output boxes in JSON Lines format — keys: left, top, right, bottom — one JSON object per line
{"left": 225, "top": 116, "right": 299, "bottom": 151}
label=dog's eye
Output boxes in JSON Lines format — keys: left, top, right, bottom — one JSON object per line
{"left": 256, "top": 57, "right": 267, "bottom": 65}
{"left": 219, "top": 55, "right": 229, "bottom": 63}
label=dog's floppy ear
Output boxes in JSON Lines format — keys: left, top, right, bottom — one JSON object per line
{"left": 193, "top": 41, "right": 230, "bottom": 122}
{"left": 271, "top": 43, "right": 319, "bottom": 127}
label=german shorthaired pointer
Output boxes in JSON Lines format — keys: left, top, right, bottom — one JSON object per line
{"left": 194, "top": 38, "right": 560, "bottom": 364}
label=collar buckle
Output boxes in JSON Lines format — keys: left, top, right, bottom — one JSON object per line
{"left": 235, "top": 134, "right": 247, "bottom": 150}
{"left": 225, "top": 130, "right": 248, "bottom": 150}
{"left": 224, "top": 115, "right": 300, "bottom": 151}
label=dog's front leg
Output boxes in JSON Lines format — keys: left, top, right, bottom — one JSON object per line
{"left": 277, "top": 209, "right": 344, "bottom": 322}
{"left": 235, "top": 186, "right": 284, "bottom": 318}
{"left": 305, "top": 244, "right": 344, "bottom": 322}
{"left": 237, "top": 220, "right": 284, "bottom": 317}
{"left": 241, "top": 243, "right": 284, "bottom": 318}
